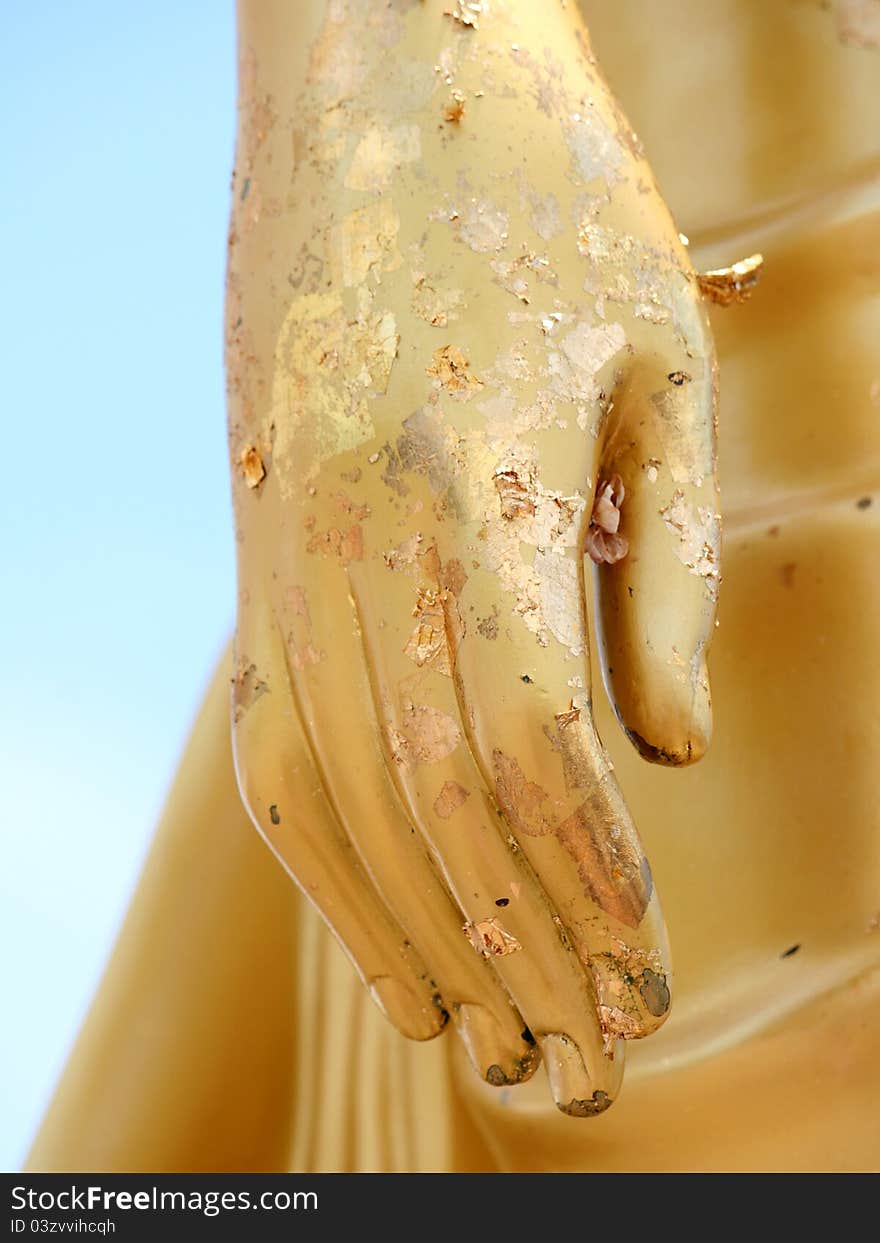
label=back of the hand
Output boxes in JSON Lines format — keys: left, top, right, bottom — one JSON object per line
{"left": 227, "top": 0, "right": 718, "bottom": 1116}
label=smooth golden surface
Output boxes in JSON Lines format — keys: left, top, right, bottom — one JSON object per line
{"left": 28, "top": 0, "right": 880, "bottom": 1170}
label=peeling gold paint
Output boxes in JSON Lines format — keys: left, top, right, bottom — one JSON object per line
{"left": 412, "top": 283, "right": 463, "bottom": 327}
{"left": 490, "top": 251, "right": 557, "bottom": 304}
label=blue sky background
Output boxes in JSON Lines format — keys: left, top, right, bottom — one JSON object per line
{"left": 0, "top": 3, "right": 237, "bottom": 1168}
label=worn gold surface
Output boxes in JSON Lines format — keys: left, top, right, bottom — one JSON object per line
{"left": 225, "top": 0, "right": 726, "bottom": 1115}
{"left": 27, "top": 0, "right": 880, "bottom": 1170}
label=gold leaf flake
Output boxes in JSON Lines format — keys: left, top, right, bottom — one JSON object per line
{"left": 555, "top": 804, "right": 652, "bottom": 930}
{"left": 434, "top": 780, "right": 470, "bottom": 819}
{"left": 232, "top": 661, "right": 268, "bottom": 722}
{"left": 334, "top": 198, "right": 401, "bottom": 288}
{"left": 464, "top": 917, "right": 521, "bottom": 957}
{"left": 305, "top": 525, "right": 364, "bottom": 565}
{"left": 555, "top": 703, "right": 581, "bottom": 730}
{"left": 697, "top": 253, "right": 764, "bottom": 307}
{"left": 438, "top": 194, "right": 509, "bottom": 253}
{"left": 404, "top": 588, "right": 453, "bottom": 674}
{"left": 388, "top": 702, "right": 461, "bottom": 767}
{"left": 269, "top": 292, "right": 395, "bottom": 496}
{"left": 345, "top": 123, "right": 421, "bottom": 192}
{"left": 659, "top": 489, "right": 719, "bottom": 592}
{"left": 597, "top": 1005, "right": 642, "bottom": 1055}
{"left": 426, "top": 344, "right": 484, "bottom": 396}
{"left": 239, "top": 445, "right": 266, "bottom": 489}
{"left": 445, "top": 1, "right": 482, "bottom": 30}
{"left": 384, "top": 532, "right": 423, "bottom": 573}
{"left": 443, "top": 89, "right": 466, "bottom": 123}
{"left": 412, "top": 279, "right": 463, "bottom": 327}
{"left": 493, "top": 465, "right": 536, "bottom": 520}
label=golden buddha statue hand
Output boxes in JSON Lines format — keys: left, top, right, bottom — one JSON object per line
{"left": 227, "top": 0, "right": 719, "bottom": 1117}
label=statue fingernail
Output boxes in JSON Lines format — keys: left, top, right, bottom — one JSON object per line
{"left": 454, "top": 1003, "right": 539, "bottom": 1086}
{"left": 368, "top": 977, "right": 445, "bottom": 1042}
{"left": 540, "top": 1032, "right": 620, "bottom": 1118}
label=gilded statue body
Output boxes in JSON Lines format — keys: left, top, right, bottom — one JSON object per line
{"left": 29, "top": 0, "right": 880, "bottom": 1172}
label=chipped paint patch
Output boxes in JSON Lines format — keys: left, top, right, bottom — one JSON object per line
{"left": 534, "top": 549, "right": 584, "bottom": 652}
{"left": 527, "top": 189, "right": 563, "bottom": 241}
